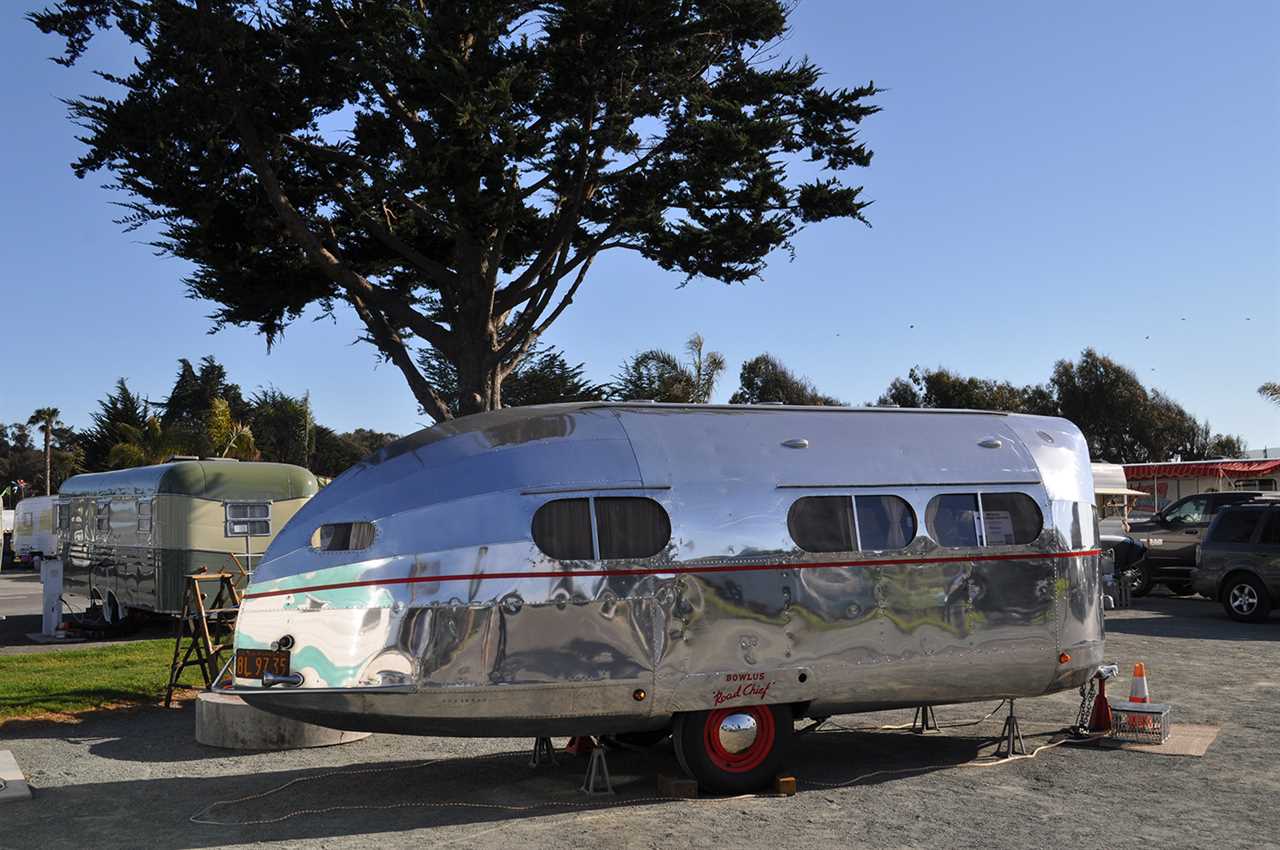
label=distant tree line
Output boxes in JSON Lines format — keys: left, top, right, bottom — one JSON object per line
{"left": 871, "top": 349, "right": 1246, "bottom": 463}
{"left": 1, "top": 355, "right": 399, "bottom": 504}
{"left": 1, "top": 344, "right": 1255, "bottom": 506}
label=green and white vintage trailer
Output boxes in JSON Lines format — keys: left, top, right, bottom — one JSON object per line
{"left": 57, "top": 459, "right": 319, "bottom": 623}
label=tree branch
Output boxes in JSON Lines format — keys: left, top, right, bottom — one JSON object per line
{"left": 233, "top": 113, "right": 454, "bottom": 356}
{"left": 348, "top": 292, "right": 453, "bottom": 423}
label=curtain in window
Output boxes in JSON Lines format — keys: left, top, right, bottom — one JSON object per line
{"left": 532, "top": 498, "right": 595, "bottom": 560}
{"left": 788, "top": 496, "right": 856, "bottom": 553}
{"left": 856, "top": 495, "right": 916, "bottom": 549}
{"left": 595, "top": 497, "right": 671, "bottom": 559}
{"left": 926, "top": 494, "right": 980, "bottom": 547}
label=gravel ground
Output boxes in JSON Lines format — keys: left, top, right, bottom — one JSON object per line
{"left": 2, "top": 592, "right": 1277, "bottom": 850}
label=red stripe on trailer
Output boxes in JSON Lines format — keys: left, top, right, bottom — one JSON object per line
{"left": 242, "top": 548, "right": 1103, "bottom": 600}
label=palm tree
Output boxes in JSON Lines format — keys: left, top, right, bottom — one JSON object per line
{"left": 27, "top": 407, "right": 62, "bottom": 495}
{"left": 1260, "top": 383, "right": 1280, "bottom": 406}
{"left": 684, "top": 334, "right": 727, "bottom": 404}
{"left": 611, "top": 333, "right": 726, "bottom": 403}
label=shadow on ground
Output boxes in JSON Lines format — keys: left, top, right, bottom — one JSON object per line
{"left": 1106, "top": 596, "right": 1279, "bottom": 641}
{"left": 5, "top": 715, "right": 1073, "bottom": 850}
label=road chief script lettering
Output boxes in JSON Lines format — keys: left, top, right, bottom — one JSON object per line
{"left": 713, "top": 680, "right": 774, "bottom": 705}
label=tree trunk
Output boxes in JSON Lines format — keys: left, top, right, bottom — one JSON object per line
{"left": 454, "top": 346, "right": 503, "bottom": 417}
{"left": 44, "top": 429, "right": 52, "bottom": 496}
{"left": 450, "top": 305, "right": 506, "bottom": 418}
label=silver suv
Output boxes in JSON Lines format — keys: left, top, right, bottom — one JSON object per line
{"left": 1192, "top": 501, "right": 1280, "bottom": 622}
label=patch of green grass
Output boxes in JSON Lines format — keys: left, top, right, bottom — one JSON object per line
{"left": 0, "top": 639, "right": 205, "bottom": 722}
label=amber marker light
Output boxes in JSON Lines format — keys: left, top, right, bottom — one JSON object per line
{"left": 1059, "top": 652, "right": 1072, "bottom": 664}
{"left": 633, "top": 689, "right": 647, "bottom": 701}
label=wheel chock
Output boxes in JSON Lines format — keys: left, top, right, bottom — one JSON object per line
{"left": 657, "top": 772, "right": 699, "bottom": 798}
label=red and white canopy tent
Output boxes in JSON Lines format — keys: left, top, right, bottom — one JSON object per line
{"left": 1121, "top": 459, "right": 1280, "bottom": 512}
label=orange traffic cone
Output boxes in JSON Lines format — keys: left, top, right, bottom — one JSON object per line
{"left": 1129, "top": 662, "right": 1151, "bottom": 703}
{"left": 1088, "top": 676, "right": 1113, "bottom": 733}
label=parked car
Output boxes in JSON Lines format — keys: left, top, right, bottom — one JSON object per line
{"left": 1100, "top": 534, "right": 1148, "bottom": 607}
{"left": 1125, "top": 490, "right": 1266, "bottom": 596}
{"left": 1192, "top": 500, "right": 1280, "bottom": 622}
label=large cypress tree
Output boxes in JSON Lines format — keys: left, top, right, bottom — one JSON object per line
{"left": 32, "top": 1, "right": 880, "bottom": 421}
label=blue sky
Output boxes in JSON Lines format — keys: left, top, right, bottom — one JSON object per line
{"left": 1, "top": 1, "right": 1277, "bottom": 449}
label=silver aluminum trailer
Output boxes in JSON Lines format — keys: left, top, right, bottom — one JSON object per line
{"left": 224, "top": 403, "right": 1104, "bottom": 791}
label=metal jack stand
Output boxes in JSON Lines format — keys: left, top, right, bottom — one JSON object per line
{"left": 529, "top": 736, "right": 558, "bottom": 768}
{"left": 911, "top": 705, "right": 940, "bottom": 734}
{"left": 580, "top": 739, "right": 614, "bottom": 795}
{"left": 995, "top": 700, "right": 1026, "bottom": 758}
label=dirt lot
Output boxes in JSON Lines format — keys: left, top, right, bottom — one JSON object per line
{"left": 2, "top": 592, "right": 1278, "bottom": 850}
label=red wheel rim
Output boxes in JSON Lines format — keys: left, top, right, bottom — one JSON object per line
{"left": 704, "top": 706, "right": 775, "bottom": 773}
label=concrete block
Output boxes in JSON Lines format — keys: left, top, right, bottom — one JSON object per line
{"left": 0, "top": 750, "right": 32, "bottom": 803}
{"left": 195, "top": 692, "right": 370, "bottom": 750}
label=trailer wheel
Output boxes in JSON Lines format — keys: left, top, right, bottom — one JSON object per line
{"left": 673, "top": 704, "right": 791, "bottom": 794}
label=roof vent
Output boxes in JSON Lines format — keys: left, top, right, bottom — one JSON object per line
{"left": 782, "top": 438, "right": 809, "bottom": 449}
{"left": 624, "top": 399, "right": 657, "bottom": 404}
{"left": 977, "top": 438, "right": 1003, "bottom": 449}
{"left": 164, "top": 455, "right": 199, "bottom": 462}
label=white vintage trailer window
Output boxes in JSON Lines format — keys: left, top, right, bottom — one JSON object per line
{"left": 532, "top": 497, "right": 671, "bottom": 561}
{"left": 225, "top": 502, "right": 271, "bottom": 537}
{"left": 136, "top": 499, "right": 153, "bottom": 534}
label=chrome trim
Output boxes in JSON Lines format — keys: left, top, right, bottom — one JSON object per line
{"left": 521, "top": 484, "right": 672, "bottom": 495}
{"left": 717, "top": 712, "right": 760, "bottom": 754}
{"left": 777, "top": 481, "right": 1043, "bottom": 489}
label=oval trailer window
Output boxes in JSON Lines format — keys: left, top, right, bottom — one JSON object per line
{"left": 855, "top": 495, "right": 917, "bottom": 550}
{"left": 594, "top": 497, "right": 671, "bottom": 560}
{"left": 926, "top": 494, "right": 981, "bottom": 547}
{"left": 788, "top": 496, "right": 856, "bottom": 553}
{"left": 979, "top": 493, "right": 1043, "bottom": 546}
{"left": 532, "top": 498, "right": 595, "bottom": 560}
{"left": 312, "top": 521, "right": 376, "bottom": 551}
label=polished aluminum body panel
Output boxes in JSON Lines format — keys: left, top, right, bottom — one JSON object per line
{"left": 228, "top": 404, "right": 1104, "bottom": 735}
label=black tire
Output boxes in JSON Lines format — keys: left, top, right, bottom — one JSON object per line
{"left": 1222, "top": 574, "right": 1271, "bottom": 623}
{"left": 1127, "top": 563, "right": 1153, "bottom": 598}
{"left": 673, "top": 703, "right": 792, "bottom": 794}
{"left": 1164, "top": 582, "right": 1195, "bottom": 596}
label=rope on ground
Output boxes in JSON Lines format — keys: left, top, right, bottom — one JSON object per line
{"left": 189, "top": 749, "right": 763, "bottom": 826}
{"left": 819, "top": 700, "right": 1009, "bottom": 734}
{"left": 191, "top": 711, "right": 1099, "bottom": 827}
